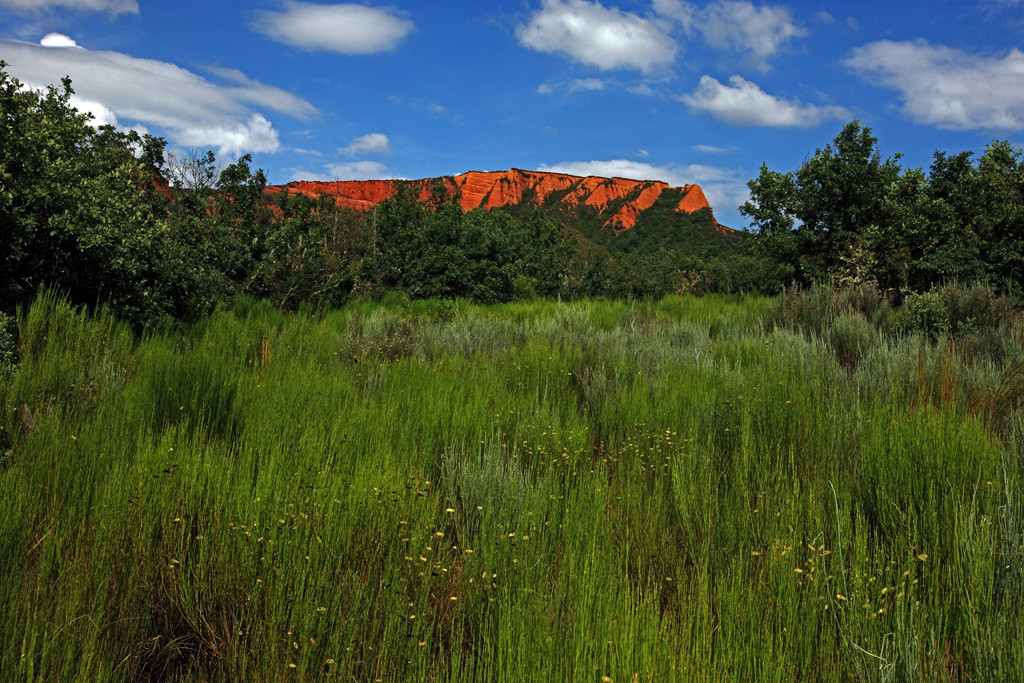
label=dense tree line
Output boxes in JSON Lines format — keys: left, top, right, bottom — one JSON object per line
{"left": 743, "top": 120, "right": 1024, "bottom": 297}
{"left": 2, "top": 64, "right": 1021, "bottom": 331}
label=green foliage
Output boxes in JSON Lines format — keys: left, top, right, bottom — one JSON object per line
{"left": 829, "top": 312, "right": 877, "bottom": 368}
{"left": 742, "top": 120, "right": 905, "bottom": 287}
{"left": 5, "top": 67, "right": 1021, "bottom": 324}
{"left": 0, "top": 312, "right": 16, "bottom": 373}
{"left": 744, "top": 120, "right": 1024, "bottom": 297}
{"left": 902, "top": 282, "right": 1017, "bottom": 339}
{"left": 362, "top": 184, "right": 572, "bottom": 303}
{"left": 902, "top": 289, "right": 949, "bottom": 339}
{"left": 0, "top": 62, "right": 182, "bottom": 328}
{"left": 248, "top": 192, "right": 366, "bottom": 310}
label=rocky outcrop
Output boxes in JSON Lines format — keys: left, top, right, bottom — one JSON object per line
{"left": 268, "top": 168, "right": 726, "bottom": 231}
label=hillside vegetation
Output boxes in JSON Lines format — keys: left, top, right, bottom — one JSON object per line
{"left": 1, "top": 292, "right": 1023, "bottom": 680}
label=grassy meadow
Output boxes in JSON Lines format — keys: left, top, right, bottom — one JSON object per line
{"left": 1, "top": 291, "right": 1023, "bottom": 681}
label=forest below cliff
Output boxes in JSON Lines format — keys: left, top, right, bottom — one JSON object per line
{"left": 2, "top": 64, "right": 1023, "bottom": 333}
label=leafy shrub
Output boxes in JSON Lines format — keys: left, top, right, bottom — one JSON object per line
{"left": 0, "top": 312, "right": 17, "bottom": 373}
{"left": 903, "top": 289, "right": 948, "bottom": 339}
{"left": 939, "top": 282, "right": 1015, "bottom": 334}
{"left": 829, "top": 312, "right": 877, "bottom": 368}
{"left": 903, "top": 283, "right": 1017, "bottom": 339}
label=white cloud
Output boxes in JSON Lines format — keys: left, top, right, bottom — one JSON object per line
{"left": 650, "top": 0, "right": 694, "bottom": 30}
{"left": 289, "top": 161, "right": 403, "bottom": 182}
{"left": 323, "top": 161, "right": 391, "bottom": 181}
{"left": 40, "top": 32, "right": 82, "bottom": 47}
{"left": 535, "top": 158, "right": 750, "bottom": 217}
{"left": 341, "top": 133, "right": 391, "bottom": 156}
{"left": 654, "top": 0, "right": 805, "bottom": 70}
{"left": 698, "top": 1, "right": 806, "bottom": 70}
{"left": 252, "top": 2, "right": 414, "bottom": 54}
{"left": 517, "top": 0, "right": 678, "bottom": 74}
{"left": 1, "top": 35, "right": 317, "bottom": 155}
{"left": 846, "top": 40, "right": 1024, "bottom": 131}
{"left": 0, "top": 0, "right": 137, "bottom": 15}
{"left": 176, "top": 114, "right": 280, "bottom": 156}
{"left": 537, "top": 77, "right": 608, "bottom": 94}
{"left": 68, "top": 96, "right": 119, "bottom": 127}
{"left": 681, "top": 75, "right": 849, "bottom": 127}
{"left": 569, "top": 77, "right": 606, "bottom": 92}
{"left": 693, "top": 144, "right": 739, "bottom": 154}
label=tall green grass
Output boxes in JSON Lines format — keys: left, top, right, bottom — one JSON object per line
{"left": 1, "top": 291, "right": 1021, "bottom": 680}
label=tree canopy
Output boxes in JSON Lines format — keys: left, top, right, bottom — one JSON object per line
{"left": 742, "top": 120, "right": 1024, "bottom": 296}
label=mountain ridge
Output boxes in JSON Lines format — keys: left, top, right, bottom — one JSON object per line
{"left": 267, "top": 168, "right": 730, "bottom": 233}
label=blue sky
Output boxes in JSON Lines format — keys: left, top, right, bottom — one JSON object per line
{"left": 2, "top": 0, "right": 1023, "bottom": 228}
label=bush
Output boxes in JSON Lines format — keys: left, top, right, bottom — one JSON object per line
{"left": 829, "top": 312, "right": 876, "bottom": 368}
{"left": 902, "top": 289, "right": 948, "bottom": 339}
{"left": 831, "top": 282, "right": 893, "bottom": 328}
{"left": 940, "top": 282, "right": 1015, "bottom": 334}
{"left": 902, "top": 283, "right": 1017, "bottom": 339}
{"left": 764, "top": 285, "right": 834, "bottom": 336}
{"left": 0, "top": 312, "right": 16, "bottom": 373}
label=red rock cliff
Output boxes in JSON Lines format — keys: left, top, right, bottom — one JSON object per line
{"left": 267, "top": 168, "right": 725, "bottom": 231}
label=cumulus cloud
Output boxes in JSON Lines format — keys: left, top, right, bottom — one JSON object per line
{"left": 1, "top": 35, "right": 317, "bottom": 155}
{"left": 649, "top": 0, "right": 694, "bottom": 30}
{"left": 68, "top": 96, "right": 119, "bottom": 127}
{"left": 654, "top": 0, "right": 805, "bottom": 70}
{"left": 697, "top": 1, "right": 806, "bottom": 70}
{"left": 846, "top": 40, "right": 1024, "bottom": 131}
{"left": 0, "top": 0, "right": 137, "bottom": 15}
{"left": 40, "top": 32, "right": 82, "bottom": 47}
{"left": 517, "top": 0, "right": 678, "bottom": 74}
{"left": 681, "top": 75, "right": 849, "bottom": 127}
{"left": 289, "top": 161, "right": 404, "bottom": 182}
{"left": 535, "top": 158, "right": 750, "bottom": 219}
{"left": 252, "top": 2, "right": 414, "bottom": 54}
{"left": 176, "top": 114, "right": 280, "bottom": 157}
{"left": 341, "top": 133, "right": 391, "bottom": 156}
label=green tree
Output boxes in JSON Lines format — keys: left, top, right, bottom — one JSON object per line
{"left": 741, "top": 121, "right": 905, "bottom": 288}
{"left": 251, "top": 192, "right": 367, "bottom": 309}
{"left": 972, "top": 141, "right": 1024, "bottom": 295}
{"left": 160, "top": 150, "right": 275, "bottom": 315}
{"left": 0, "top": 62, "right": 181, "bottom": 327}
{"left": 906, "top": 151, "right": 985, "bottom": 288}
{"left": 361, "top": 183, "right": 572, "bottom": 303}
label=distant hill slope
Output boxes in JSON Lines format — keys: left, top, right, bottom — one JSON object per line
{"left": 266, "top": 168, "right": 734, "bottom": 234}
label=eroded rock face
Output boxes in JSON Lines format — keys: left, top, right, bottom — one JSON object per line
{"left": 267, "top": 169, "right": 725, "bottom": 230}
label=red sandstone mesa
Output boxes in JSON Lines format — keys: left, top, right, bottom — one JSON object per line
{"left": 267, "top": 168, "right": 728, "bottom": 231}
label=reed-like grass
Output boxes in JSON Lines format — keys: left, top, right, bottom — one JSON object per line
{"left": 1, "top": 291, "right": 1021, "bottom": 680}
